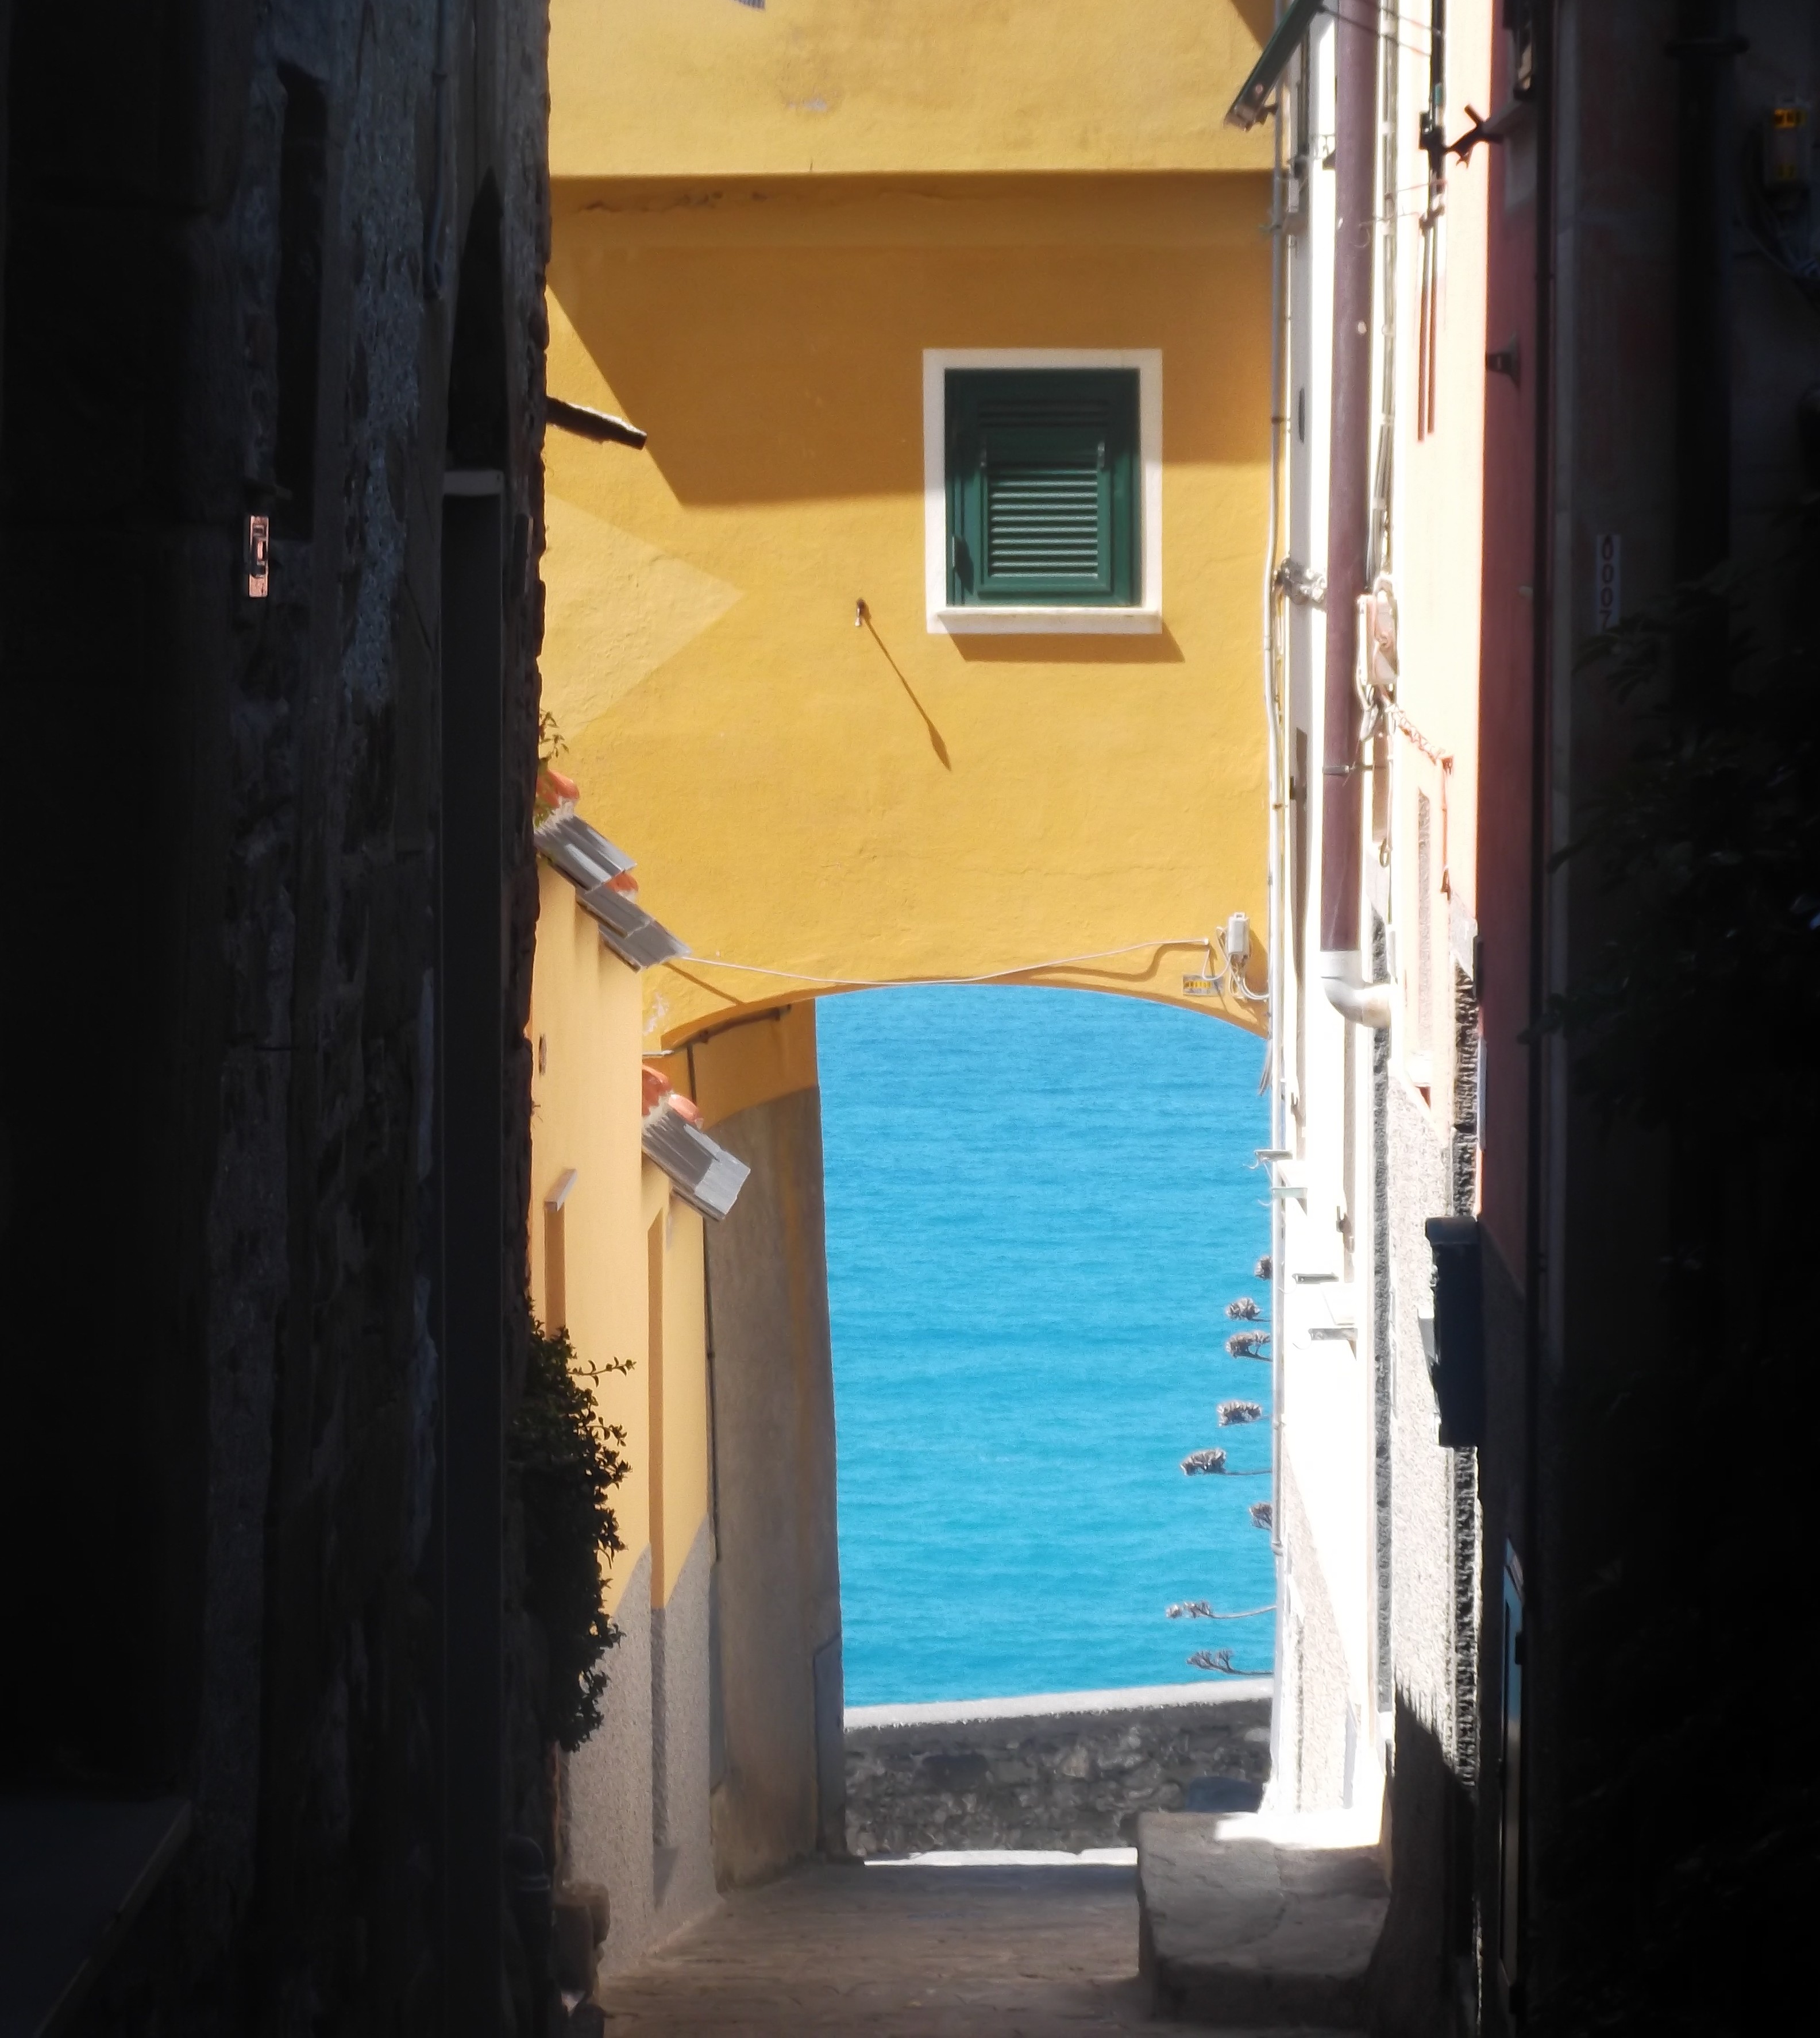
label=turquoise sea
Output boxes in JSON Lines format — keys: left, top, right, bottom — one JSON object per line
{"left": 819, "top": 984, "right": 1276, "bottom": 1708}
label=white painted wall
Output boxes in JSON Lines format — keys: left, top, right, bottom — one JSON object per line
{"left": 1266, "top": 2, "right": 1492, "bottom": 1819}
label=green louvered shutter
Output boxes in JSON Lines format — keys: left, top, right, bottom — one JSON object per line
{"left": 946, "top": 368, "right": 1140, "bottom": 607}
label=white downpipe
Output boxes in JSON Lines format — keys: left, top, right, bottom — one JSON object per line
{"left": 1265, "top": 92, "right": 1287, "bottom": 1579}
{"left": 1319, "top": 948, "right": 1393, "bottom": 1030}
{"left": 1264, "top": 23, "right": 1290, "bottom": 1811}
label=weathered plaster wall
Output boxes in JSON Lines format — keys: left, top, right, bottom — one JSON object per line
{"left": 1385, "top": 1080, "right": 1465, "bottom": 1743}
{"left": 550, "top": 0, "right": 1275, "bottom": 179}
{"left": 649, "top": 1520, "right": 716, "bottom": 1928}
{"left": 1368, "top": 1074, "right": 1481, "bottom": 2036}
{"left": 1279, "top": 1459, "right": 1355, "bottom": 1812}
{"left": 542, "top": 170, "right": 1274, "bottom": 1047}
{"left": 568, "top": 1550, "right": 657, "bottom": 1969}
{"left": 563, "top": 1524, "right": 718, "bottom": 1983}
{"left": 701, "top": 1079, "right": 846, "bottom": 1886}
{"left": 845, "top": 1687, "right": 1271, "bottom": 1857}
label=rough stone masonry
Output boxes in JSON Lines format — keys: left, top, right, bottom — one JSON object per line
{"left": 845, "top": 1685, "right": 1272, "bottom": 1856}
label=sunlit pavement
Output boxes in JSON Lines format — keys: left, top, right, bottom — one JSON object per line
{"left": 588, "top": 1855, "right": 1362, "bottom": 2035}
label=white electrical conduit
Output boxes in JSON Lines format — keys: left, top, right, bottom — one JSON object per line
{"left": 1316, "top": 2, "right": 1385, "bottom": 1040}
{"left": 657, "top": 937, "right": 1225, "bottom": 993}
{"left": 1264, "top": 40, "right": 1289, "bottom": 1585}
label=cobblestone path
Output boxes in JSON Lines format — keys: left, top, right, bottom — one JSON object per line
{"left": 594, "top": 1859, "right": 1153, "bottom": 2035}
{"left": 592, "top": 1859, "right": 1362, "bottom": 2035}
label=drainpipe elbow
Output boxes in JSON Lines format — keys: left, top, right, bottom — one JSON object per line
{"left": 1318, "top": 951, "right": 1393, "bottom": 1030}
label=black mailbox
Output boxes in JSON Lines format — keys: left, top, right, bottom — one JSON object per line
{"left": 1424, "top": 1215, "right": 1485, "bottom": 1448}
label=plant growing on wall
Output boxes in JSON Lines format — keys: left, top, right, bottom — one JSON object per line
{"left": 510, "top": 1318, "right": 631, "bottom": 1750}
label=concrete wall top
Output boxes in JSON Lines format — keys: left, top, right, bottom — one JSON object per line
{"left": 552, "top": 0, "right": 1277, "bottom": 179}
{"left": 847, "top": 1680, "right": 1272, "bottom": 1738}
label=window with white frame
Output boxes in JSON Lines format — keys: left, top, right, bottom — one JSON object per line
{"left": 923, "top": 350, "right": 1162, "bottom": 634}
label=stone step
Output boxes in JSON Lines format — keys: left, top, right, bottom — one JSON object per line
{"left": 1135, "top": 1809, "right": 1387, "bottom": 2028}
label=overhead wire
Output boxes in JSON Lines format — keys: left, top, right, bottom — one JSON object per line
{"left": 658, "top": 934, "right": 1258, "bottom": 995}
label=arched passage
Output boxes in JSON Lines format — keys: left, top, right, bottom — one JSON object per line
{"left": 666, "top": 979, "right": 1274, "bottom": 1884}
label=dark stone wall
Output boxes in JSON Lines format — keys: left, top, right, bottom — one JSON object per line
{"left": 0, "top": 2, "right": 553, "bottom": 2026}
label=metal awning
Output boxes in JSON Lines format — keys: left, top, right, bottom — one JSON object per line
{"left": 535, "top": 811, "right": 687, "bottom": 970}
{"left": 641, "top": 1106, "right": 752, "bottom": 1221}
{"left": 1225, "top": 0, "right": 1324, "bottom": 130}
{"left": 534, "top": 812, "right": 633, "bottom": 890}
{"left": 576, "top": 883, "right": 689, "bottom": 971}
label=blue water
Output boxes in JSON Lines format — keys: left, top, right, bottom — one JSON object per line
{"left": 819, "top": 985, "right": 1276, "bottom": 1708}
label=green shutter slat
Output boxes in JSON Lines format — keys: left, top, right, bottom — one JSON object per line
{"left": 986, "top": 465, "right": 1104, "bottom": 578}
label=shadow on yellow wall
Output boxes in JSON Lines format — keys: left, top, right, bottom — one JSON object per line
{"left": 541, "top": 172, "right": 1274, "bottom": 1045}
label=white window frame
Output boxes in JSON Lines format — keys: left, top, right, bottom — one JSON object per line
{"left": 923, "top": 348, "right": 1164, "bottom": 636}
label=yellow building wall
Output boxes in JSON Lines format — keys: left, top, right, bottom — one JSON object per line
{"left": 640, "top": 1160, "right": 712, "bottom": 1608}
{"left": 543, "top": 171, "right": 1274, "bottom": 1048}
{"left": 551, "top": 0, "right": 1277, "bottom": 178}
{"left": 529, "top": 864, "right": 712, "bottom": 1621}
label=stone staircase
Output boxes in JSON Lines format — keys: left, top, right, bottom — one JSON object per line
{"left": 1135, "top": 1807, "right": 1388, "bottom": 2031}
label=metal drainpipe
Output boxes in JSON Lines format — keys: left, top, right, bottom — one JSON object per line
{"left": 1318, "top": 0, "right": 1393, "bottom": 1032}
{"left": 1266, "top": 34, "right": 1288, "bottom": 1587}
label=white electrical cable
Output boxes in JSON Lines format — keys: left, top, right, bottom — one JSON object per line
{"left": 658, "top": 937, "right": 1223, "bottom": 993}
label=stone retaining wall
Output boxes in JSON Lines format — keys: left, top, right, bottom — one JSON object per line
{"left": 843, "top": 1682, "right": 1272, "bottom": 1857}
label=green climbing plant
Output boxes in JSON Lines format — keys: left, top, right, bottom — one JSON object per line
{"left": 510, "top": 1317, "right": 631, "bottom": 1751}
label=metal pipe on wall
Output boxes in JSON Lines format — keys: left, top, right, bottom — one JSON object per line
{"left": 1318, "top": 0, "right": 1392, "bottom": 1030}
{"left": 1265, "top": 26, "right": 1289, "bottom": 1578}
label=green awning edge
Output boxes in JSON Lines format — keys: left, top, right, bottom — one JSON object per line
{"left": 1225, "top": 0, "right": 1326, "bottom": 130}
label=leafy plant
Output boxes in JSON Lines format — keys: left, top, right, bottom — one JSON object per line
{"left": 510, "top": 1318, "right": 631, "bottom": 1751}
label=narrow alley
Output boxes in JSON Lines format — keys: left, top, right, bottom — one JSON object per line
{"left": 5, "top": 3, "right": 1813, "bottom": 2033}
